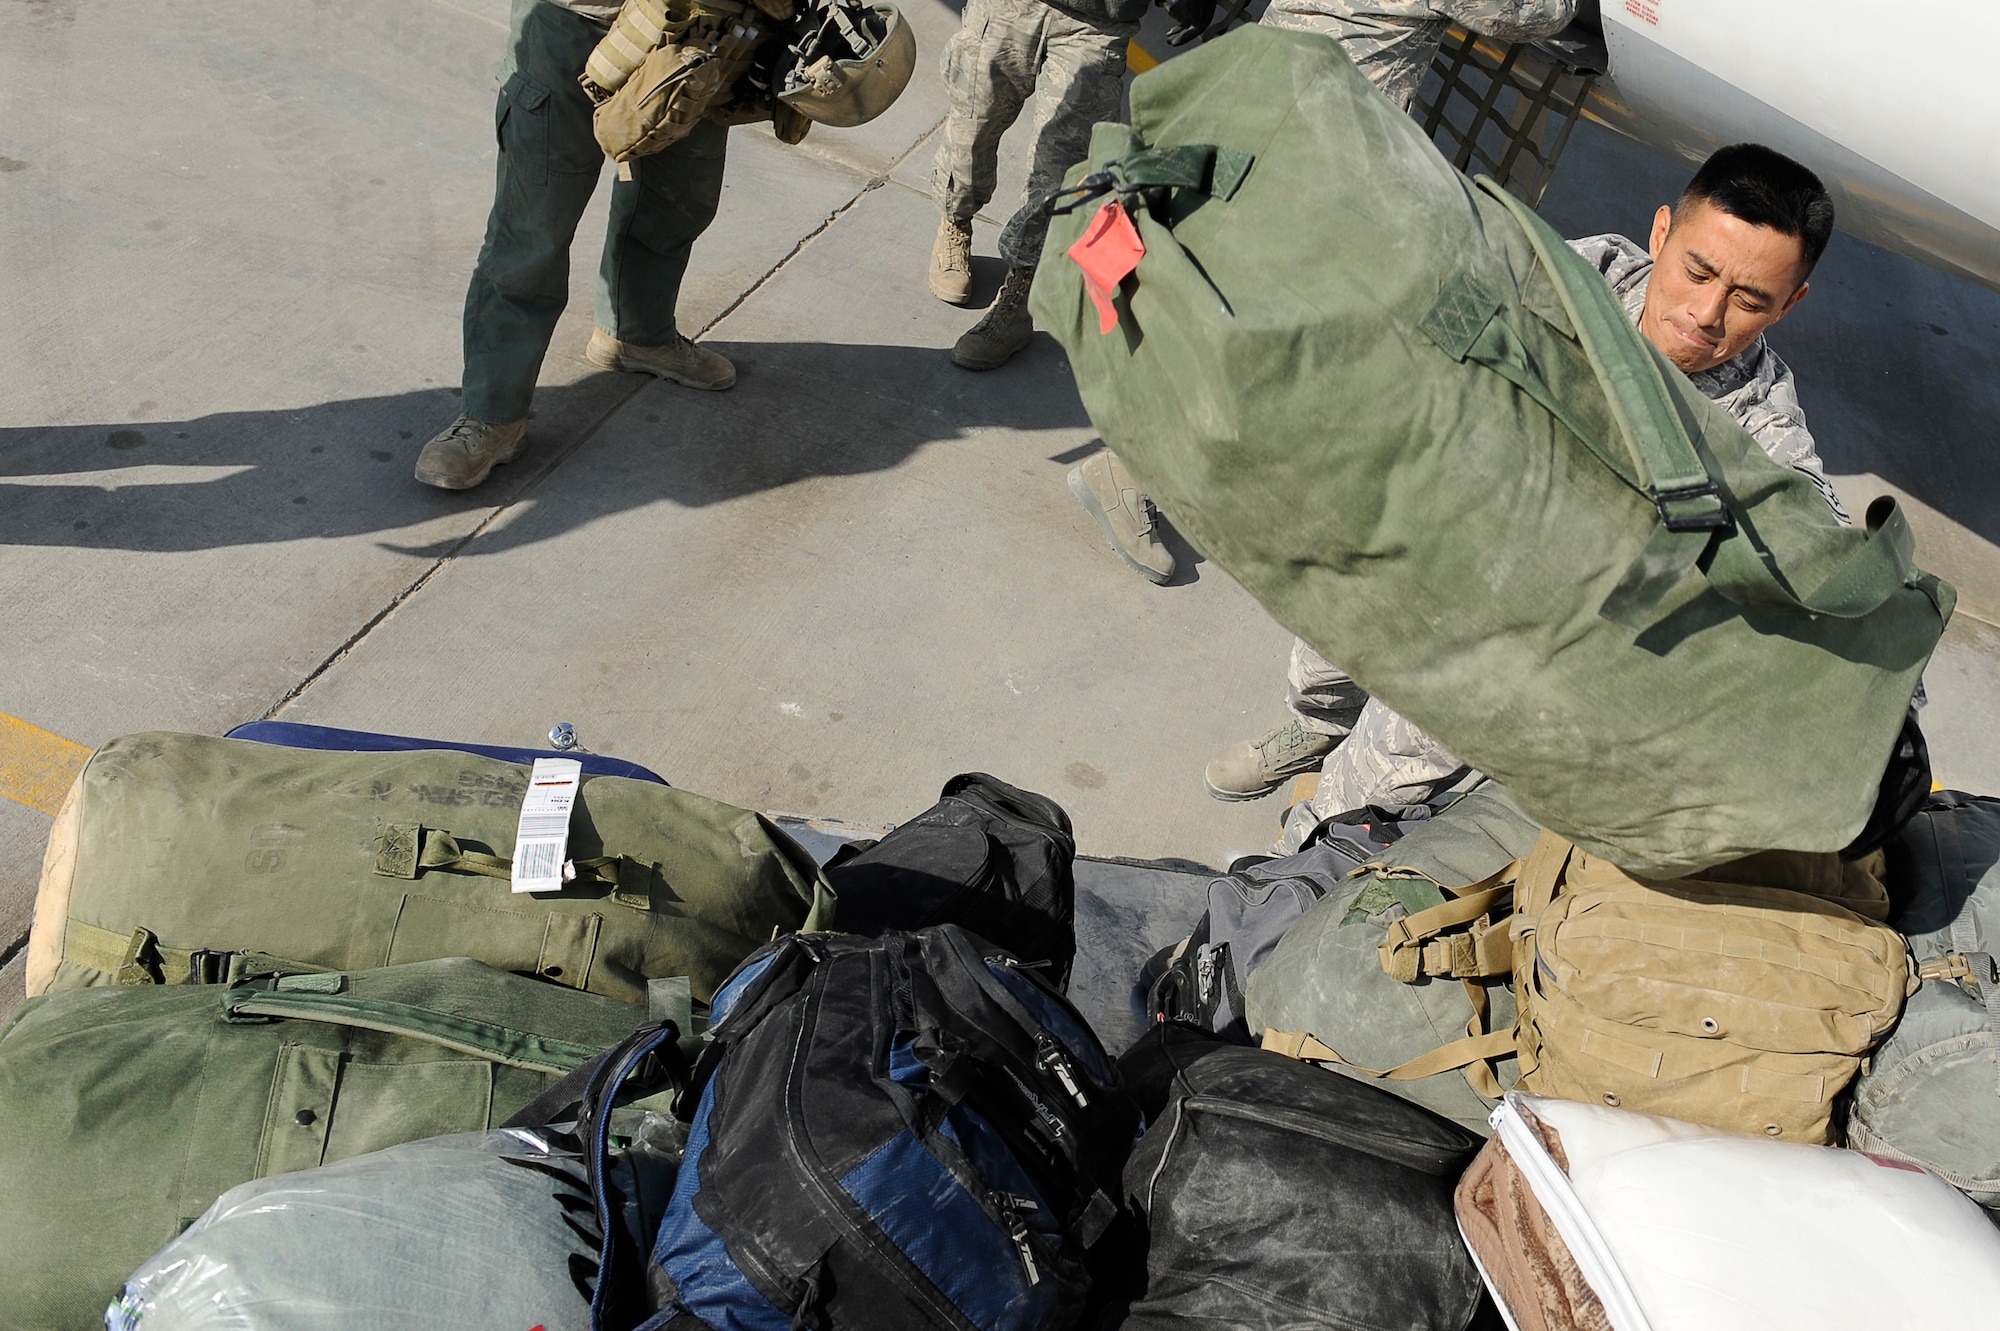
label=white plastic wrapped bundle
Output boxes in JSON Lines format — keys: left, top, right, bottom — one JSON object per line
{"left": 1457, "top": 1091, "right": 2000, "bottom": 1331}
{"left": 107, "top": 1122, "right": 680, "bottom": 1331}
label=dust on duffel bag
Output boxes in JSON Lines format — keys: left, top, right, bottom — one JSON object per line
{"left": 1030, "top": 25, "right": 1950, "bottom": 879}
{"left": 25, "top": 732, "right": 833, "bottom": 1004}
{"left": 0, "top": 958, "right": 650, "bottom": 1331}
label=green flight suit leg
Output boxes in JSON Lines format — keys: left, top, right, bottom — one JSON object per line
{"left": 462, "top": 0, "right": 729, "bottom": 424}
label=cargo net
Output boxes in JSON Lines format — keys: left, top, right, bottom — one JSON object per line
{"left": 1413, "top": 26, "right": 1596, "bottom": 209}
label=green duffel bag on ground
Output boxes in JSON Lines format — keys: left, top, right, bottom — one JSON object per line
{"left": 0, "top": 958, "right": 649, "bottom": 1331}
{"left": 1849, "top": 792, "right": 2000, "bottom": 1206}
{"left": 1030, "top": 25, "right": 1952, "bottom": 878}
{"left": 1249, "top": 785, "right": 1543, "bottom": 1133}
{"left": 26, "top": 732, "right": 833, "bottom": 1004}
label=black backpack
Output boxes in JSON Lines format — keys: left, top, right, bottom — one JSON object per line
{"left": 579, "top": 925, "right": 1138, "bottom": 1331}
{"left": 827, "top": 774, "right": 1079, "bottom": 986}
{"left": 1098, "top": 1024, "right": 1489, "bottom": 1331}
{"left": 1146, "top": 806, "right": 1432, "bottom": 1041}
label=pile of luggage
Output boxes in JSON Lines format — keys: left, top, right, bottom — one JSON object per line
{"left": 6, "top": 724, "right": 2000, "bottom": 1330}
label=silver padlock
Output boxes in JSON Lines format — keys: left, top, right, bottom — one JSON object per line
{"left": 548, "top": 722, "right": 578, "bottom": 751}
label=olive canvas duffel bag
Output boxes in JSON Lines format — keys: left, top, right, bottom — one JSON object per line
{"left": 25, "top": 732, "right": 833, "bottom": 1004}
{"left": 1030, "top": 25, "right": 1953, "bottom": 878}
{"left": 1848, "top": 791, "right": 2000, "bottom": 1206}
{"left": 0, "top": 958, "right": 649, "bottom": 1331}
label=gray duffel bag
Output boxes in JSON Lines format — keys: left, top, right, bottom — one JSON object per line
{"left": 1849, "top": 791, "right": 2000, "bottom": 1206}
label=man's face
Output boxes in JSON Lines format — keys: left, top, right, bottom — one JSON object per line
{"left": 1640, "top": 199, "right": 1810, "bottom": 375}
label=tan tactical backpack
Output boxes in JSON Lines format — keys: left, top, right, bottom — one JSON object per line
{"left": 1268, "top": 829, "right": 1915, "bottom": 1144}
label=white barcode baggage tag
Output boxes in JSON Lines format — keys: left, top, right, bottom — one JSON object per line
{"left": 512, "top": 757, "right": 583, "bottom": 894}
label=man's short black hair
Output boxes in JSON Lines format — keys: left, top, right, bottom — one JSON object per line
{"left": 1677, "top": 143, "right": 1835, "bottom": 278}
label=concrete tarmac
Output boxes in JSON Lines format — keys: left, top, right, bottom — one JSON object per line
{"left": 4, "top": 1, "right": 1999, "bottom": 1024}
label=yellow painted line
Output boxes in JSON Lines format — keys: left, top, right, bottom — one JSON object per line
{"left": 1127, "top": 40, "right": 1159, "bottom": 74}
{"left": 0, "top": 713, "right": 91, "bottom": 816}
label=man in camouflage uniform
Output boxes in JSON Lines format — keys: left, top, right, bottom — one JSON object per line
{"left": 411, "top": 0, "right": 737, "bottom": 491}
{"left": 927, "top": 0, "right": 1147, "bottom": 372}
{"left": 1067, "top": 0, "right": 1575, "bottom": 583}
{"left": 1258, "top": 0, "right": 1574, "bottom": 112}
{"left": 1206, "top": 145, "right": 1848, "bottom": 851}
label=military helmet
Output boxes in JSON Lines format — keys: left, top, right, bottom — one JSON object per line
{"left": 777, "top": 1, "right": 916, "bottom": 127}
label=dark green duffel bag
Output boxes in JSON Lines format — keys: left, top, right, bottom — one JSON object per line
{"left": 1030, "top": 26, "right": 1952, "bottom": 878}
{"left": 27, "top": 732, "right": 833, "bottom": 1003}
{"left": 0, "top": 958, "right": 648, "bottom": 1331}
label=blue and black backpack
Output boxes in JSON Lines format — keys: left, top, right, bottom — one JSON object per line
{"left": 575, "top": 924, "right": 1138, "bottom": 1331}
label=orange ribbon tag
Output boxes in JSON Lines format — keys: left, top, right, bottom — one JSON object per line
{"left": 1066, "top": 200, "right": 1144, "bottom": 333}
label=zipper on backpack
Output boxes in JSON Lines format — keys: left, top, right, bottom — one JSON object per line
{"left": 991, "top": 1192, "right": 1043, "bottom": 1285}
{"left": 1034, "top": 1033, "right": 1090, "bottom": 1108}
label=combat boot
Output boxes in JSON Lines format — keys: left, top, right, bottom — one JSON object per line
{"left": 1203, "top": 719, "right": 1337, "bottom": 802}
{"left": 413, "top": 415, "right": 528, "bottom": 491}
{"left": 928, "top": 217, "right": 973, "bottom": 305}
{"left": 1067, "top": 448, "right": 1175, "bottom": 584}
{"left": 587, "top": 328, "right": 736, "bottom": 391}
{"left": 951, "top": 266, "right": 1035, "bottom": 370}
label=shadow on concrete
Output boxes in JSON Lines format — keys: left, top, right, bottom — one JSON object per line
{"left": 0, "top": 337, "right": 1096, "bottom": 555}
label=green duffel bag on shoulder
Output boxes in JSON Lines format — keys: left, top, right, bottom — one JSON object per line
{"left": 25, "top": 732, "right": 833, "bottom": 1004}
{"left": 1849, "top": 792, "right": 2000, "bottom": 1207}
{"left": 1249, "top": 785, "right": 1543, "bottom": 1134}
{"left": 0, "top": 958, "right": 649, "bottom": 1331}
{"left": 1030, "top": 26, "right": 1952, "bottom": 878}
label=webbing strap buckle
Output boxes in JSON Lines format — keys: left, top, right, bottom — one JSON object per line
{"left": 1044, "top": 171, "right": 1117, "bottom": 217}
{"left": 187, "top": 950, "right": 231, "bottom": 985}
{"left": 1652, "top": 482, "right": 1732, "bottom": 532}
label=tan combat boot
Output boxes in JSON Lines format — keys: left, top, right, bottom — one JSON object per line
{"left": 413, "top": 415, "right": 528, "bottom": 490}
{"left": 951, "top": 266, "right": 1035, "bottom": 370}
{"left": 1066, "top": 448, "right": 1175, "bottom": 584}
{"left": 1203, "top": 719, "right": 1338, "bottom": 802}
{"left": 586, "top": 328, "right": 736, "bottom": 390}
{"left": 928, "top": 217, "right": 973, "bottom": 305}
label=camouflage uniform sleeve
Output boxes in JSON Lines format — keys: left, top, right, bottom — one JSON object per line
{"left": 1740, "top": 351, "right": 1852, "bottom": 525}
{"left": 1437, "top": 0, "right": 1577, "bottom": 41}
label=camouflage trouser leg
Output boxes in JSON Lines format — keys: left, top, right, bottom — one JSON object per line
{"left": 1276, "top": 697, "right": 1471, "bottom": 853}
{"left": 1285, "top": 637, "right": 1367, "bottom": 740}
{"left": 931, "top": 0, "right": 1134, "bottom": 270}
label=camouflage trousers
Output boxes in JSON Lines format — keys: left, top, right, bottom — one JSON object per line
{"left": 1279, "top": 638, "right": 1470, "bottom": 852}
{"left": 932, "top": 0, "right": 1136, "bottom": 270}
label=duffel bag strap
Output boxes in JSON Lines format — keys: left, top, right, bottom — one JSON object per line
{"left": 64, "top": 919, "right": 320, "bottom": 987}
{"left": 1044, "top": 143, "right": 1255, "bottom": 217}
{"left": 373, "top": 822, "right": 646, "bottom": 895}
{"left": 1473, "top": 176, "right": 1930, "bottom": 631}
{"left": 1262, "top": 1025, "right": 1516, "bottom": 1095}
{"left": 219, "top": 976, "right": 614, "bottom": 1075}
{"left": 1376, "top": 862, "right": 1518, "bottom": 983}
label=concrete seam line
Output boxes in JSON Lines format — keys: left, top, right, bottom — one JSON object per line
{"left": 694, "top": 179, "right": 886, "bottom": 338}
{"left": 693, "top": 110, "right": 947, "bottom": 339}
{"left": 0, "top": 930, "right": 26, "bottom": 975}
{"left": 261, "top": 383, "right": 654, "bottom": 719}
{"left": 784, "top": 110, "right": 946, "bottom": 180}
{"left": 270, "top": 110, "right": 956, "bottom": 718}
